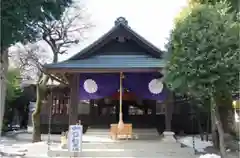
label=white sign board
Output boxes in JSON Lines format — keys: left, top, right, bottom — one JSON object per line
{"left": 68, "top": 125, "right": 83, "bottom": 152}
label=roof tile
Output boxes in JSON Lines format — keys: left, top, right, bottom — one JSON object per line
{"left": 45, "top": 55, "right": 165, "bottom": 69}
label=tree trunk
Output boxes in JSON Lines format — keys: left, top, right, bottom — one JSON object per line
{"left": 211, "top": 105, "right": 219, "bottom": 149}
{"left": 32, "top": 75, "right": 49, "bottom": 142}
{"left": 31, "top": 52, "right": 57, "bottom": 142}
{"left": 68, "top": 74, "right": 79, "bottom": 125}
{"left": 206, "top": 106, "right": 210, "bottom": 141}
{"left": 0, "top": 50, "right": 8, "bottom": 136}
{"left": 32, "top": 108, "right": 41, "bottom": 142}
{"left": 207, "top": 95, "right": 218, "bottom": 149}
{"left": 216, "top": 90, "right": 234, "bottom": 134}
{"left": 211, "top": 96, "right": 227, "bottom": 158}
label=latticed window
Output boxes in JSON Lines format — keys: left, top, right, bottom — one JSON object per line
{"left": 51, "top": 90, "right": 70, "bottom": 115}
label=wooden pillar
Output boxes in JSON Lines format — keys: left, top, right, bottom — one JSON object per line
{"left": 69, "top": 74, "right": 80, "bottom": 125}
{"left": 48, "top": 89, "right": 53, "bottom": 133}
{"left": 165, "top": 90, "right": 174, "bottom": 131}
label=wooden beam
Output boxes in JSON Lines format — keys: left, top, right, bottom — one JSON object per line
{"left": 68, "top": 74, "right": 80, "bottom": 125}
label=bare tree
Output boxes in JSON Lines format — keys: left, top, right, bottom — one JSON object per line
{"left": 10, "top": 43, "right": 51, "bottom": 81}
{"left": 10, "top": 2, "right": 92, "bottom": 142}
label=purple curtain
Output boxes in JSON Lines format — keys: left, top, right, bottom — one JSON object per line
{"left": 79, "top": 73, "right": 119, "bottom": 100}
{"left": 79, "top": 73, "right": 166, "bottom": 101}
{"left": 123, "top": 73, "right": 167, "bottom": 101}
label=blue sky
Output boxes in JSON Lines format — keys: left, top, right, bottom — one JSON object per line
{"left": 59, "top": 0, "right": 188, "bottom": 61}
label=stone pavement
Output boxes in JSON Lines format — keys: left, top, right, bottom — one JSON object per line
{"left": 24, "top": 140, "right": 198, "bottom": 158}
{"left": 4, "top": 129, "right": 199, "bottom": 158}
{"left": 2, "top": 129, "right": 238, "bottom": 158}
{"left": 20, "top": 141, "right": 197, "bottom": 158}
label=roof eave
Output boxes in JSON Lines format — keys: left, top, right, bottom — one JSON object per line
{"left": 44, "top": 67, "right": 164, "bottom": 74}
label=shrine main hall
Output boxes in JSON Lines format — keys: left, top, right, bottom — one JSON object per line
{"left": 41, "top": 17, "right": 208, "bottom": 139}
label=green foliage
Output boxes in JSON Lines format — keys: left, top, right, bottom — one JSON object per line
{"left": 1, "top": 0, "right": 73, "bottom": 50}
{"left": 166, "top": 2, "right": 240, "bottom": 98}
{"left": 2, "top": 68, "right": 22, "bottom": 131}
{"left": 6, "top": 68, "right": 22, "bottom": 101}
{"left": 188, "top": 0, "right": 239, "bottom": 13}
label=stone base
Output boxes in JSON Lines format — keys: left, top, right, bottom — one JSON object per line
{"left": 60, "top": 136, "right": 68, "bottom": 149}
{"left": 162, "top": 131, "right": 176, "bottom": 142}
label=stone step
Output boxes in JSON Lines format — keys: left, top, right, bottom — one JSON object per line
{"left": 86, "top": 128, "right": 159, "bottom": 136}
{"left": 87, "top": 128, "right": 158, "bottom": 132}
{"left": 47, "top": 148, "right": 196, "bottom": 158}
{"left": 50, "top": 142, "right": 195, "bottom": 153}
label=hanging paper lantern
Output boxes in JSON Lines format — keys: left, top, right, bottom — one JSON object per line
{"left": 83, "top": 79, "right": 98, "bottom": 93}
{"left": 148, "top": 79, "right": 163, "bottom": 94}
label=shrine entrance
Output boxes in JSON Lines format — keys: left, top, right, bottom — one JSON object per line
{"left": 90, "top": 94, "right": 158, "bottom": 128}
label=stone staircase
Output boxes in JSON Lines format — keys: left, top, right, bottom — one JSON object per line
{"left": 77, "top": 128, "right": 197, "bottom": 157}
{"left": 86, "top": 128, "right": 160, "bottom": 140}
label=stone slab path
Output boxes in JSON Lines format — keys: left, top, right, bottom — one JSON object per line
{"left": 25, "top": 140, "right": 197, "bottom": 158}
{"left": 2, "top": 129, "right": 200, "bottom": 158}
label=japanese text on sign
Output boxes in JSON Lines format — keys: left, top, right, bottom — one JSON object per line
{"left": 68, "top": 125, "right": 82, "bottom": 152}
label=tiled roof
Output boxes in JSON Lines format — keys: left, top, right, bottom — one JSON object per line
{"left": 45, "top": 55, "right": 166, "bottom": 69}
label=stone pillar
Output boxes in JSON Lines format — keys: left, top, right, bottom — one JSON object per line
{"left": 69, "top": 74, "right": 80, "bottom": 125}
{"left": 162, "top": 89, "right": 175, "bottom": 142}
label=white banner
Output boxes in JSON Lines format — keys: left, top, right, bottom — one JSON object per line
{"left": 68, "top": 125, "right": 83, "bottom": 152}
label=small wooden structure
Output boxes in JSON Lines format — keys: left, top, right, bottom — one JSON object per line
{"left": 110, "top": 123, "right": 133, "bottom": 140}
